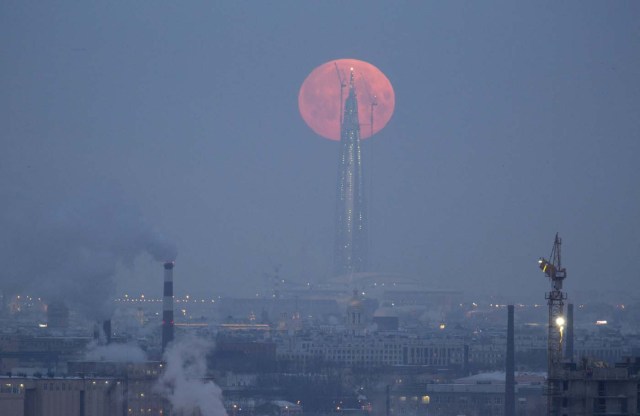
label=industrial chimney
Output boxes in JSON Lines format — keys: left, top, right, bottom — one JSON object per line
{"left": 102, "top": 319, "right": 112, "bottom": 344}
{"left": 565, "top": 303, "right": 574, "bottom": 362}
{"left": 47, "top": 300, "right": 70, "bottom": 329}
{"left": 162, "top": 261, "right": 174, "bottom": 353}
{"left": 505, "top": 304, "right": 515, "bottom": 416}
{"left": 93, "top": 320, "right": 112, "bottom": 344}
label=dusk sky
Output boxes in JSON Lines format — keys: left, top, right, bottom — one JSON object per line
{"left": 2, "top": 1, "right": 639, "bottom": 304}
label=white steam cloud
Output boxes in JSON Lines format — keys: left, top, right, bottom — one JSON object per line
{"left": 156, "top": 336, "right": 227, "bottom": 416}
{"left": 0, "top": 181, "right": 176, "bottom": 320}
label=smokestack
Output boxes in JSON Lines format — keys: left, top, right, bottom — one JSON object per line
{"left": 463, "top": 344, "right": 470, "bottom": 376}
{"left": 565, "top": 303, "right": 574, "bottom": 362}
{"left": 385, "top": 385, "right": 390, "bottom": 416}
{"left": 93, "top": 320, "right": 112, "bottom": 344}
{"left": 47, "top": 300, "right": 70, "bottom": 329}
{"left": 102, "top": 320, "right": 112, "bottom": 345}
{"left": 505, "top": 305, "right": 515, "bottom": 416}
{"left": 162, "top": 261, "right": 174, "bottom": 353}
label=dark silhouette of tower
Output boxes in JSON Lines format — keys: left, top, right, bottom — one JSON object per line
{"left": 334, "top": 69, "right": 367, "bottom": 276}
{"left": 505, "top": 305, "right": 515, "bottom": 416}
{"left": 565, "top": 303, "right": 574, "bottom": 361}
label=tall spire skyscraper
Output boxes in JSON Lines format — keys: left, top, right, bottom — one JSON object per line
{"left": 334, "top": 69, "right": 367, "bottom": 276}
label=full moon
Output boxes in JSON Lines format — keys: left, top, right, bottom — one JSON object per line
{"left": 298, "top": 58, "right": 395, "bottom": 141}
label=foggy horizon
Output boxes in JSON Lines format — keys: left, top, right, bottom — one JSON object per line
{"left": 2, "top": 1, "right": 639, "bottom": 307}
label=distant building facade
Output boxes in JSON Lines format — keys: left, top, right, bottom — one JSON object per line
{"left": 276, "top": 331, "right": 466, "bottom": 371}
{"left": 0, "top": 335, "right": 90, "bottom": 375}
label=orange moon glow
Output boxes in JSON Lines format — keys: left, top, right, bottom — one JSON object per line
{"left": 298, "top": 58, "right": 395, "bottom": 141}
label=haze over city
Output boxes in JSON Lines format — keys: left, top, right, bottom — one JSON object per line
{"left": 2, "top": 2, "right": 640, "bottom": 416}
{"left": 2, "top": 1, "right": 639, "bottom": 303}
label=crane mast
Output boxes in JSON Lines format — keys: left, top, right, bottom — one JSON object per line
{"left": 538, "top": 233, "right": 567, "bottom": 416}
{"left": 370, "top": 94, "right": 377, "bottom": 139}
{"left": 334, "top": 62, "right": 346, "bottom": 127}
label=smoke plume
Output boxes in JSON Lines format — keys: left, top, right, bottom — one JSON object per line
{"left": 0, "top": 181, "right": 176, "bottom": 320}
{"left": 156, "top": 336, "right": 227, "bottom": 416}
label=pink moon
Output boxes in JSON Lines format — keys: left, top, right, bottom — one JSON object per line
{"left": 298, "top": 58, "right": 395, "bottom": 141}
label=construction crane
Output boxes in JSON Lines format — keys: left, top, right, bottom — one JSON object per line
{"left": 370, "top": 94, "right": 378, "bottom": 139}
{"left": 334, "top": 62, "right": 346, "bottom": 127}
{"left": 357, "top": 73, "right": 378, "bottom": 139}
{"left": 538, "top": 233, "right": 567, "bottom": 416}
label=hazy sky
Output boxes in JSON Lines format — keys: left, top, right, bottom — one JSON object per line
{"left": 2, "top": 1, "right": 639, "bottom": 303}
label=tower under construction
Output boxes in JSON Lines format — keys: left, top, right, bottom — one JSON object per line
{"left": 333, "top": 69, "right": 367, "bottom": 276}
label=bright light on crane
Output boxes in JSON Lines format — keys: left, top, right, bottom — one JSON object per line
{"left": 555, "top": 316, "right": 565, "bottom": 327}
{"left": 538, "top": 257, "right": 556, "bottom": 277}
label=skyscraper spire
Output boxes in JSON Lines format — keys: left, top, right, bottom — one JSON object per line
{"left": 334, "top": 67, "right": 367, "bottom": 276}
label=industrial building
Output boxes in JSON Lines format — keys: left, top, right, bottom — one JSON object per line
{"left": 0, "top": 376, "right": 124, "bottom": 416}
{"left": 0, "top": 361, "right": 167, "bottom": 416}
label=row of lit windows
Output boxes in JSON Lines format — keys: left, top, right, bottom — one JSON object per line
{"left": 0, "top": 383, "right": 23, "bottom": 394}
{"left": 42, "top": 380, "right": 116, "bottom": 391}
{"left": 427, "top": 395, "right": 503, "bottom": 405}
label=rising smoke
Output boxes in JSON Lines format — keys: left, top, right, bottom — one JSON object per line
{"left": 156, "top": 336, "right": 227, "bottom": 416}
{"left": 0, "top": 181, "right": 176, "bottom": 320}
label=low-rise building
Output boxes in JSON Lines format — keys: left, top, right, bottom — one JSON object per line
{"left": 419, "top": 372, "right": 545, "bottom": 416}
